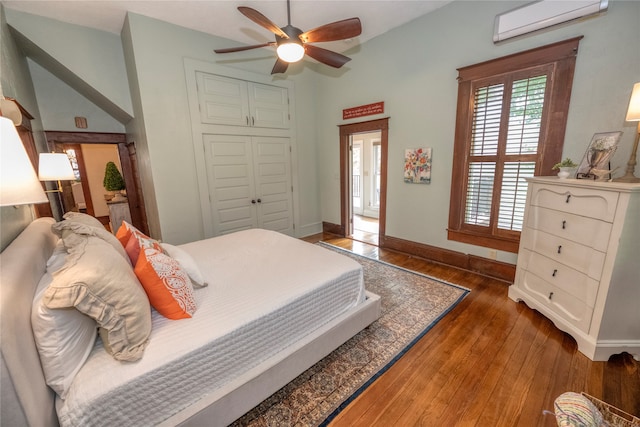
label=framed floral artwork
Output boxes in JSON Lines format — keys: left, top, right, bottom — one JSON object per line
{"left": 404, "top": 148, "right": 432, "bottom": 184}
{"left": 576, "top": 131, "right": 622, "bottom": 180}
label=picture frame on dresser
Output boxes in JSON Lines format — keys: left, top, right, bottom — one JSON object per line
{"left": 576, "top": 131, "right": 622, "bottom": 180}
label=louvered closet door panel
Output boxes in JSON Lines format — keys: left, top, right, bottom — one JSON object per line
{"left": 197, "top": 73, "right": 250, "bottom": 126}
{"left": 204, "top": 135, "right": 257, "bottom": 235}
{"left": 248, "top": 83, "right": 290, "bottom": 129}
{"left": 252, "top": 137, "right": 294, "bottom": 236}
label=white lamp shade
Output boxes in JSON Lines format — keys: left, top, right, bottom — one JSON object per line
{"left": 38, "top": 153, "right": 75, "bottom": 181}
{"left": 0, "top": 116, "right": 48, "bottom": 206}
{"left": 626, "top": 82, "right": 640, "bottom": 122}
{"left": 277, "top": 42, "right": 305, "bottom": 63}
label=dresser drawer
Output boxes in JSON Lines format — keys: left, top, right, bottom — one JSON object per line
{"left": 530, "top": 183, "right": 619, "bottom": 222}
{"left": 527, "top": 206, "right": 612, "bottom": 252}
{"left": 518, "top": 270, "right": 593, "bottom": 333}
{"left": 520, "top": 228, "right": 606, "bottom": 280}
{"left": 518, "top": 249, "right": 599, "bottom": 307}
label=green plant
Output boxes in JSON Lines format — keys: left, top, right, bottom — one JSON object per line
{"left": 552, "top": 158, "right": 578, "bottom": 170}
{"left": 103, "top": 161, "right": 126, "bottom": 191}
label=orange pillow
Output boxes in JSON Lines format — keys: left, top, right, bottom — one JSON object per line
{"left": 116, "top": 221, "right": 160, "bottom": 265}
{"left": 134, "top": 247, "right": 196, "bottom": 320}
{"left": 115, "top": 221, "right": 134, "bottom": 247}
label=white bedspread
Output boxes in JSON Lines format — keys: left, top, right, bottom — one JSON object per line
{"left": 55, "top": 229, "right": 364, "bottom": 426}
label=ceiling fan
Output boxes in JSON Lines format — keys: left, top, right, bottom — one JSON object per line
{"left": 214, "top": 0, "right": 362, "bottom": 74}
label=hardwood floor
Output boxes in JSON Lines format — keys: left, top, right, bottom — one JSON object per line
{"left": 301, "top": 233, "right": 640, "bottom": 426}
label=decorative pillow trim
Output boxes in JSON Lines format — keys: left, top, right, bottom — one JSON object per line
{"left": 135, "top": 247, "right": 197, "bottom": 320}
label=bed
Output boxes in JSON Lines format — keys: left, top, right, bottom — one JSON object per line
{"left": 0, "top": 216, "right": 381, "bottom": 427}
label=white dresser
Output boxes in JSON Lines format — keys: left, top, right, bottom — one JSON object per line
{"left": 509, "top": 177, "right": 640, "bottom": 361}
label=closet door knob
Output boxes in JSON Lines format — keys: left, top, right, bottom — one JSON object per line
{"left": 548, "top": 292, "right": 554, "bottom": 300}
{"left": 257, "top": 198, "right": 262, "bottom": 203}
{"left": 557, "top": 245, "right": 562, "bottom": 254}
{"left": 562, "top": 220, "right": 567, "bottom": 230}
{"left": 552, "top": 269, "right": 558, "bottom": 277}
{"left": 251, "top": 199, "right": 256, "bottom": 204}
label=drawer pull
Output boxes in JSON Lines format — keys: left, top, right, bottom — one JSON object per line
{"left": 557, "top": 245, "right": 562, "bottom": 254}
{"left": 566, "top": 195, "right": 571, "bottom": 203}
{"left": 548, "top": 292, "right": 554, "bottom": 300}
{"left": 552, "top": 269, "right": 558, "bottom": 277}
{"left": 562, "top": 220, "right": 566, "bottom": 230}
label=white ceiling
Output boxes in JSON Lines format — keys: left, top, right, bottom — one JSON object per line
{"left": 2, "top": 0, "right": 454, "bottom": 52}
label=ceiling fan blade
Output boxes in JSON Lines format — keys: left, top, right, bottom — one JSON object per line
{"left": 271, "top": 58, "right": 289, "bottom": 74}
{"left": 299, "top": 18, "right": 362, "bottom": 43}
{"left": 304, "top": 44, "right": 352, "bottom": 68}
{"left": 238, "top": 6, "right": 289, "bottom": 39}
{"left": 214, "top": 42, "right": 275, "bottom": 54}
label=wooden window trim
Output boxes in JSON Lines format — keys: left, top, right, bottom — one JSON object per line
{"left": 448, "top": 37, "right": 582, "bottom": 253}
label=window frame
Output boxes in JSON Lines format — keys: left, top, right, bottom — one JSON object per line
{"left": 448, "top": 37, "right": 582, "bottom": 253}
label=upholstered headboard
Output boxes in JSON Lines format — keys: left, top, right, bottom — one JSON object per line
{"left": 0, "top": 217, "right": 59, "bottom": 427}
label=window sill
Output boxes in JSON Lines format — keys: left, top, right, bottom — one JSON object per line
{"left": 447, "top": 229, "right": 520, "bottom": 253}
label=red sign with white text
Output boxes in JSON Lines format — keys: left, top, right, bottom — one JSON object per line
{"left": 343, "top": 102, "right": 384, "bottom": 120}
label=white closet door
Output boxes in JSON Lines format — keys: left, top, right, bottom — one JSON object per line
{"left": 204, "top": 135, "right": 294, "bottom": 236}
{"left": 204, "top": 134, "right": 257, "bottom": 235}
{"left": 248, "top": 83, "right": 290, "bottom": 129}
{"left": 196, "top": 73, "right": 250, "bottom": 127}
{"left": 252, "top": 136, "right": 294, "bottom": 235}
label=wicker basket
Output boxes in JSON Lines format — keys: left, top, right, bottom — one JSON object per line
{"left": 581, "top": 393, "right": 640, "bottom": 427}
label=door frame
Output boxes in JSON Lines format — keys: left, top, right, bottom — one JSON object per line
{"left": 339, "top": 118, "right": 389, "bottom": 238}
{"left": 44, "top": 131, "right": 149, "bottom": 235}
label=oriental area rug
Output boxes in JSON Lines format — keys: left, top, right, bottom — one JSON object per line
{"left": 231, "top": 243, "right": 470, "bottom": 427}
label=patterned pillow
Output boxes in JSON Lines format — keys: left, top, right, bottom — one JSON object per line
{"left": 134, "top": 246, "right": 197, "bottom": 320}
{"left": 554, "top": 392, "right": 603, "bottom": 427}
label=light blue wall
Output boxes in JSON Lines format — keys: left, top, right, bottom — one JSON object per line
{"left": 5, "top": 8, "right": 133, "bottom": 122}
{"left": 122, "top": 12, "right": 322, "bottom": 243}
{"left": 2, "top": 1, "right": 638, "bottom": 261}
{"left": 28, "top": 59, "right": 125, "bottom": 132}
{"left": 0, "top": 5, "right": 45, "bottom": 250}
{"left": 314, "top": 0, "right": 640, "bottom": 263}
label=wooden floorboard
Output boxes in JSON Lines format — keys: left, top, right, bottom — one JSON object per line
{"left": 302, "top": 233, "right": 640, "bottom": 426}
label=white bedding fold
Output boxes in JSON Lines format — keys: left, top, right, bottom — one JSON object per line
{"left": 55, "top": 229, "right": 364, "bottom": 426}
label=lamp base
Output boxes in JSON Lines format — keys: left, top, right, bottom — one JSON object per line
{"left": 612, "top": 174, "right": 640, "bottom": 183}
{"left": 613, "top": 130, "right": 640, "bottom": 183}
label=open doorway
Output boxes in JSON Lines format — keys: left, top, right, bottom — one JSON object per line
{"left": 45, "top": 131, "right": 149, "bottom": 235}
{"left": 339, "top": 118, "right": 389, "bottom": 246}
{"left": 351, "top": 132, "right": 381, "bottom": 244}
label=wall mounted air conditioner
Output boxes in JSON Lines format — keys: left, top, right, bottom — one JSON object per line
{"left": 493, "top": 0, "right": 608, "bottom": 43}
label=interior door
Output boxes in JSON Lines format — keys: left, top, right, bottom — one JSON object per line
{"left": 204, "top": 134, "right": 294, "bottom": 236}
{"left": 204, "top": 134, "right": 257, "bottom": 235}
{"left": 252, "top": 136, "right": 294, "bottom": 235}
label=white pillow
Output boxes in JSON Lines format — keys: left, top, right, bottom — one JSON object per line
{"left": 160, "top": 243, "right": 208, "bottom": 288}
{"left": 43, "top": 235, "right": 151, "bottom": 362}
{"left": 32, "top": 250, "right": 97, "bottom": 399}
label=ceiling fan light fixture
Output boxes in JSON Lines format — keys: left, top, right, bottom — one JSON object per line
{"left": 276, "top": 42, "right": 305, "bottom": 63}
